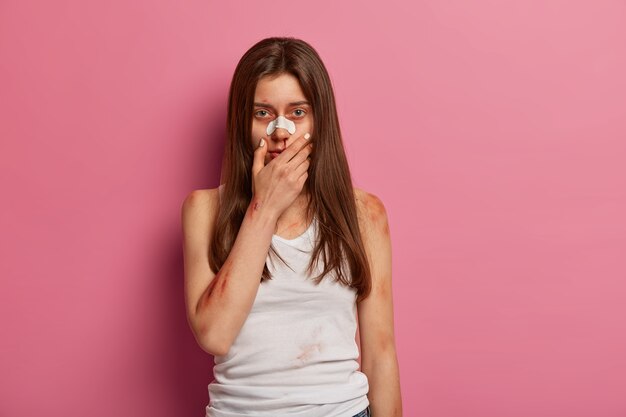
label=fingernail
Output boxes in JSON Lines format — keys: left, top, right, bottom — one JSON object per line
{"left": 259, "top": 138, "right": 265, "bottom": 147}
{"left": 304, "top": 133, "right": 311, "bottom": 140}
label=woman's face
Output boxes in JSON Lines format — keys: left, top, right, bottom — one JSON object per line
{"left": 252, "top": 72, "right": 314, "bottom": 165}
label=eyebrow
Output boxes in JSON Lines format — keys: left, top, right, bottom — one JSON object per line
{"left": 253, "top": 101, "right": 311, "bottom": 109}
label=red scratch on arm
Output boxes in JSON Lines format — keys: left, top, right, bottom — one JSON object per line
{"left": 246, "top": 196, "right": 263, "bottom": 219}
{"left": 200, "top": 260, "right": 232, "bottom": 312}
{"left": 215, "top": 268, "right": 229, "bottom": 295}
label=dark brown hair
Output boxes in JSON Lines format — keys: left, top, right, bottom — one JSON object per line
{"left": 209, "top": 37, "right": 371, "bottom": 301}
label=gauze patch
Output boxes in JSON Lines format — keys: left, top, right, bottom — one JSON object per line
{"left": 266, "top": 115, "right": 296, "bottom": 135}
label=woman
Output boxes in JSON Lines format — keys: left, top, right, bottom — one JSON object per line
{"left": 182, "top": 37, "right": 402, "bottom": 417}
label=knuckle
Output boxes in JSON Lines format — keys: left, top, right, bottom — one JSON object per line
{"left": 278, "top": 166, "right": 288, "bottom": 178}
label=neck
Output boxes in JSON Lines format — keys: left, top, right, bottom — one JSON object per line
{"left": 276, "top": 188, "right": 312, "bottom": 229}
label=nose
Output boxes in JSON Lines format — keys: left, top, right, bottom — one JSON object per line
{"left": 271, "top": 125, "right": 291, "bottom": 141}
{"left": 269, "top": 123, "right": 293, "bottom": 149}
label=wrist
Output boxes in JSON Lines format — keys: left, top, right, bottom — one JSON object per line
{"left": 246, "top": 196, "right": 279, "bottom": 226}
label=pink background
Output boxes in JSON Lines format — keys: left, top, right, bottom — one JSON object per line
{"left": 1, "top": 0, "right": 625, "bottom": 416}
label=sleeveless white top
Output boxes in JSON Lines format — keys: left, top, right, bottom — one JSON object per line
{"left": 206, "top": 186, "right": 369, "bottom": 417}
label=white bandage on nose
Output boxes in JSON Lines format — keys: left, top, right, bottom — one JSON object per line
{"left": 266, "top": 115, "right": 296, "bottom": 135}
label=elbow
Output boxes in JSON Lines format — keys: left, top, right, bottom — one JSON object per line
{"left": 200, "top": 337, "right": 230, "bottom": 357}
{"left": 188, "top": 308, "right": 235, "bottom": 356}
{"left": 196, "top": 326, "right": 232, "bottom": 357}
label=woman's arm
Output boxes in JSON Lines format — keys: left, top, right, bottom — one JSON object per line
{"left": 182, "top": 188, "right": 277, "bottom": 356}
{"left": 356, "top": 189, "right": 403, "bottom": 417}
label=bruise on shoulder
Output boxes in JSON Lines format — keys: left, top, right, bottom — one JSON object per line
{"left": 357, "top": 190, "right": 390, "bottom": 237}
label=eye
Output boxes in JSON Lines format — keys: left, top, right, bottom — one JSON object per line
{"left": 255, "top": 109, "right": 270, "bottom": 118}
{"left": 293, "top": 109, "right": 306, "bottom": 117}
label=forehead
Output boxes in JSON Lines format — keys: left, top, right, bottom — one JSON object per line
{"left": 254, "top": 73, "right": 306, "bottom": 103}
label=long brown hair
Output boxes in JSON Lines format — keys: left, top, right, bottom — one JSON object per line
{"left": 209, "top": 37, "right": 371, "bottom": 301}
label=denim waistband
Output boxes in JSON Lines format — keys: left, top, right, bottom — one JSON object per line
{"left": 351, "top": 405, "right": 371, "bottom": 417}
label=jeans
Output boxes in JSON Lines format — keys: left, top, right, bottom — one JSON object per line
{"left": 352, "top": 406, "right": 371, "bottom": 417}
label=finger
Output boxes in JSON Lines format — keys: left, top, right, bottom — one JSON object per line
{"left": 251, "top": 138, "right": 267, "bottom": 176}
{"left": 293, "top": 156, "right": 311, "bottom": 178}
{"left": 276, "top": 133, "right": 311, "bottom": 163}
{"left": 286, "top": 143, "right": 313, "bottom": 169}
{"left": 296, "top": 171, "right": 309, "bottom": 188}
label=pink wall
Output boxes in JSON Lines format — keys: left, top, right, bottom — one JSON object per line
{"left": 1, "top": 0, "right": 625, "bottom": 416}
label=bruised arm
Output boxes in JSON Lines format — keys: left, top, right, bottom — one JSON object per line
{"left": 182, "top": 189, "right": 277, "bottom": 356}
{"left": 355, "top": 188, "right": 403, "bottom": 417}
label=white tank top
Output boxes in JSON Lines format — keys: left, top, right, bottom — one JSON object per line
{"left": 206, "top": 186, "right": 369, "bottom": 417}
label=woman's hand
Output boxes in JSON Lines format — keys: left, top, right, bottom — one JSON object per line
{"left": 251, "top": 133, "right": 312, "bottom": 219}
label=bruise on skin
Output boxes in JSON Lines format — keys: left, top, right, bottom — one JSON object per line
{"left": 198, "top": 259, "right": 233, "bottom": 313}
{"left": 204, "top": 277, "right": 219, "bottom": 299}
{"left": 361, "top": 193, "right": 390, "bottom": 236}
{"left": 377, "top": 213, "right": 390, "bottom": 236}
{"left": 247, "top": 196, "right": 263, "bottom": 218}
{"left": 277, "top": 220, "right": 304, "bottom": 238}
{"left": 214, "top": 267, "right": 230, "bottom": 296}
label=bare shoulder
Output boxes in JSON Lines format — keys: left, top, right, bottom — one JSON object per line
{"left": 182, "top": 187, "right": 219, "bottom": 208}
{"left": 353, "top": 187, "right": 390, "bottom": 237}
{"left": 181, "top": 187, "right": 221, "bottom": 233}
